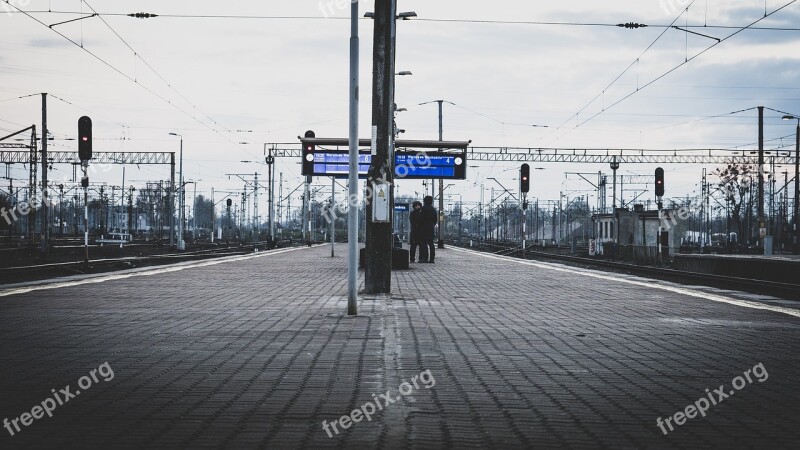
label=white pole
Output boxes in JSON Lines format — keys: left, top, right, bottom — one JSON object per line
{"left": 253, "top": 173, "right": 258, "bottom": 250}
{"left": 347, "top": 0, "right": 359, "bottom": 315}
{"left": 178, "top": 138, "right": 184, "bottom": 250}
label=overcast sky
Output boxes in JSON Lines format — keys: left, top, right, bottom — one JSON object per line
{"left": 1, "top": 0, "right": 799, "bottom": 211}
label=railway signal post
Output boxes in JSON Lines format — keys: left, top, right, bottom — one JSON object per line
{"left": 78, "top": 116, "right": 92, "bottom": 266}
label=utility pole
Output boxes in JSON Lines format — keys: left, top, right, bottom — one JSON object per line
{"left": 128, "top": 186, "right": 135, "bottom": 232}
{"left": 783, "top": 115, "right": 800, "bottom": 254}
{"left": 610, "top": 157, "right": 619, "bottom": 209}
{"left": 83, "top": 168, "right": 88, "bottom": 264}
{"left": 253, "top": 172, "right": 259, "bottom": 249}
{"left": 420, "top": 99, "right": 453, "bottom": 249}
{"left": 41, "top": 93, "right": 49, "bottom": 258}
{"left": 28, "top": 125, "right": 37, "bottom": 247}
{"left": 169, "top": 153, "right": 175, "bottom": 248}
{"left": 179, "top": 143, "right": 184, "bottom": 250}
{"left": 240, "top": 189, "right": 246, "bottom": 243}
{"left": 758, "top": 106, "right": 766, "bottom": 247}
{"left": 347, "top": 0, "right": 360, "bottom": 314}
{"left": 59, "top": 184, "right": 64, "bottom": 237}
{"left": 796, "top": 120, "right": 799, "bottom": 254}
{"left": 267, "top": 147, "right": 275, "bottom": 247}
{"left": 365, "top": 0, "right": 396, "bottom": 294}
{"left": 278, "top": 172, "right": 284, "bottom": 236}
{"left": 437, "top": 100, "right": 445, "bottom": 249}
{"left": 304, "top": 176, "right": 311, "bottom": 245}
{"left": 192, "top": 181, "right": 198, "bottom": 238}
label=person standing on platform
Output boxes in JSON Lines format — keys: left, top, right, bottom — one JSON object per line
{"left": 421, "top": 195, "right": 438, "bottom": 263}
{"left": 409, "top": 201, "right": 426, "bottom": 263}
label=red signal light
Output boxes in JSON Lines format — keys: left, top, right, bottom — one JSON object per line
{"left": 520, "top": 164, "right": 530, "bottom": 193}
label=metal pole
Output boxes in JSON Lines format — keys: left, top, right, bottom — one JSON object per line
{"left": 479, "top": 184, "right": 484, "bottom": 245}
{"left": 178, "top": 138, "right": 184, "bottom": 250}
{"left": 278, "top": 172, "right": 283, "bottom": 233}
{"left": 611, "top": 157, "right": 619, "bottom": 208}
{"left": 59, "top": 184, "right": 64, "bottom": 237}
{"left": 657, "top": 198, "right": 663, "bottom": 266}
{"left": 522, "top": 194, "right": 527, "bottom": 255}
{"left": 758, "top": 106, "right": 765, "bottom": 245}
{"left": 253, "top": 172, "right": 259, "bottom": 250}
{"left": 331, "top": 176, "right": 336, "bottom": 258}
{"left": 83, "top": 163, "right": 89, "bottom": 265}
{"left": 41, "top": 93, "right": 49, "bottom": 258}
{"left": 211, "top": 187, "right": 215, "bottom": 243}
{"left": 193, "top": 181, "right": 198, "bottom": 238}
{"left": 437, "top": 100, "right": 445, "bottom": 249}
{"left": 795, "top": 121, "right": 799, "bottom": 254}
{"left": 121, "top": 166, "right": 126, "bottom": 231}
{"left": 268, "top": 148, "right": 275, "bottom": 245}
{"left": 304, "top": 176, "right": 310, "bottom": 245}
{"left": 169, "top": 153, "right": 175, "bottom": 247}
{"left": 240, "top": 189, "right": 246, "bottom": 243}
{"left": 29, "top": 126, "right": 36, "bottom": 247}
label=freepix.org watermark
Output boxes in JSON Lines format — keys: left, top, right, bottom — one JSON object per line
{"left": 318, "top": 0, "right": 356, "bottom": 18}
{"left": 0, "top": 195, "right": 48, "bottom": 226}
{"left": 322, "top": 369, "right": 436, "bottom": 438}
{"left": 3, "top": 362, "right": 115, "bottom": 437}
{"left": 656, "top": 362, "right": 768, "bottom": 436}
{"left": 1, "top": 0, "right": 31, "bottom": 16}
{"left": 1, "top": 161, "right": 114, "bottom": 227}
{"left": 320, "top": 152, "right": 433, "bottom": 225}
{"left": 659, "top": 0, "right": 693, "bottom": 15}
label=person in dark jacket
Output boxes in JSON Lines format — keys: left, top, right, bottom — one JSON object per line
{"left": 409, "top": 201, "right": 426, "bottom": 262}
{"left": 421, "top": 195, "right": 438, "bottom": 263}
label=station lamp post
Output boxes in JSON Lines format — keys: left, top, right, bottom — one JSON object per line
{"left": 783, "top": 115, "right": 799, "bottom": 254}
{"left": 168, "top": 132, "right": 185, "bottom": 250}
{"left": 421, "top": 99, "right": 456, "bottom": 248}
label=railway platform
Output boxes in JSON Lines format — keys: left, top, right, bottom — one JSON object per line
{"left": 1, "top": 244, "right": 798, "bottom": 449}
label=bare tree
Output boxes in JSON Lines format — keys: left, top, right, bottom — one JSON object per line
{"left": 713, "top": 160, "right": 756, "bottom": 240}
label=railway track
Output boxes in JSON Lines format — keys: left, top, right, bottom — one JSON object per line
{"left": 0, "top": 244, "right": 286, "bottom": 284}
{"left": 461, "top": 242, "right": 800, "bottom": 300}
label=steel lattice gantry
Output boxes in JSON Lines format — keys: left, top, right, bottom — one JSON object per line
{"left": 0, "top": 151, "right": 173, "bottom": 165}
{"left": 465, "top": 148, "right": 795, "bottom": 164}
{"left": 269, "top": 145, "right": 795, "bottom": 165}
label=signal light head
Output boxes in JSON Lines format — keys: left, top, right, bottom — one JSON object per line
{"left": 520, "top": 164, "right": 531, "bottom": 193}
{"left": 78, "top": 116, "right": 92, "bottom": 161}
{"left": 655, "top": 167, "right": 665, "bottom": 197}
{"left": 302, "top": 139, "right": 316, "bottom": 176}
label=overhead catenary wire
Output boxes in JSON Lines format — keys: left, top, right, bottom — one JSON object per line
{"left": 81, "top": 0, "right": 236, "bottom": 136}
{"left": 4, "top": 2, "right": 261, "bottom": 162}
{"left": 645, "top": 107, "right": 760, "bottom": 131}
{"left": 4, "top": 6, "right": 796, "bottom": 158}
{"left": 544, "top": 0, "right": 698, "bottom": 143}
{"left": 8, "top": 10, "right": 800, "bottom": 31}
{"left": 545, "top": 0, "right": 798, "bottom": 144}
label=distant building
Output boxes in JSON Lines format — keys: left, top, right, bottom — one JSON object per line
{"left": 592, "top": 205, "right": 687, "bottom": 255}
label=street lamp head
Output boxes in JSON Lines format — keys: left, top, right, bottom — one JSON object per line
{"left": 397, "top": 71, "right": 413, "bottom": 76}
{"left": 783, "top": 115, "right": 796, "bottom": 120}
{"left": 366, "top": 11, "right": 417, "bottom": 20}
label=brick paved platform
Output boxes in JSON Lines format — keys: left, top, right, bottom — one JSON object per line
{"left": 1, "top": 245, "right": 799, "bottom": 449}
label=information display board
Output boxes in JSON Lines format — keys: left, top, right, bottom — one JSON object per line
{"left": 303, "top": 150, "right": 466, "bottom": 179}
